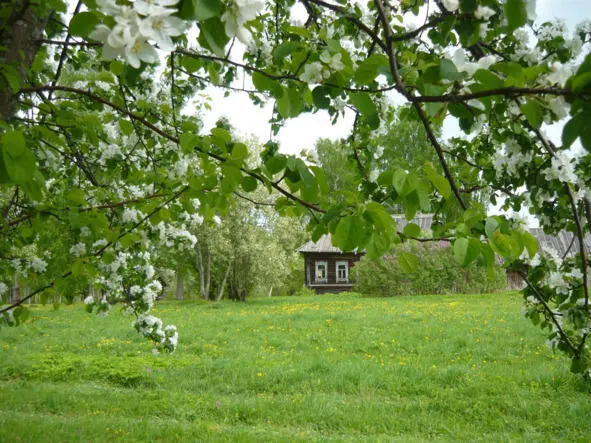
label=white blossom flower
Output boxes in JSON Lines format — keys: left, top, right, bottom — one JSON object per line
{"left": 442, "top": 0, "right": 459, "bottom": 12}
{"left": 467, "top": 99, "right": 486, "bottom": 111}
{"left": 548, "top": 96, "right": 569, "bottom": 119}
{"left": 84, "top": 295, "right": 95, "bottom": 305}
{"left": 91, "top": 0, "right": 183, "bottom": 67}
{"left": 479, "top": 23, "right": 490, "bottom": 39}
{"left": 221, "top": 0, "right": 265, "bottom": 44}
{"left": 334, "top": 97, "right": 347, "bottom": 112}
{"left": 96, "top": 0, "right": 121, "bottom": 15}
{"left": 92, "top": 239, "right": 109, "bottom": 249}
{"left": 566, "top": 35, "right": 583, "bottom": 58}
{"left": 320, "top": 51, "right": 344, "bottom": 71}
{"left": 300, "top": 62, "right": 325, "bottom": 84}
{"left": 70, "top": 242, "right": 87, "bottom": 258}
{"left": 526, "top": 295, "right": 539, "bottom": 305}
{"left": 133, "top": 0, "right": 179, "bottom": 16}
{"left": 546, "top": 62, "right": 572, "bottom": 87}
{"left": 538, "top": 20, "right": 567, "bottom": 42}
{"left": 475, "top": 6, "right": 496, "bottom": 20}
{"left": 369, "top": 169, "right": 379, "bottom": 182}
{"left": 138, "top": 11, "right": 185, "bottom": 51}
{"left": 122, "top": 208, "right": 141, "bottom": 223}
{"left": 575, "top": 19, "right": 591, "bottom": 37}
{"left": 29, "top": 257, "right": 47, "bottom": 274}
{"left": 547, "top": 271, "right": 569, "bottom": 295}
{"left": 124, "top": 37, "right": 159, "bottom": 68}
{"left": 542, "top": 151, "right": 578, "bottom": 184}
{"left": 213, "top": 215, "right": 221, "bottom": 225}
{"left": 145, "top": 264, "right": 156, "bottom": 280}
{"left": 567, "top": 268, "right": 584, "bottom": 281}
{"left": 0, "top": 282, "right": 8, "bottom": 296}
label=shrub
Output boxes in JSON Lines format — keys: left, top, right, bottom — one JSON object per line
{"left": 292, "top": 286, "right": 317, "bottom": 297}
{"left": 353, "top": 242, "right": 507, "bottom": 297}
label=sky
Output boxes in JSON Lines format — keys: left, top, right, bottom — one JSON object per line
{"left": 200, "top": 0, "right": 591, "bottom": 154}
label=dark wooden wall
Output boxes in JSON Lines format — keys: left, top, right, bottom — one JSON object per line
{"left": 303, "top": 253, "right": 362, "bottom": 289}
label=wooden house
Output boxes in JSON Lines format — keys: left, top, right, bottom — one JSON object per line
{"left": 297, "top": 212, "right": 591, "bottom": 294}
{"left": 507, "top": 228, "right": 591, "bottom": 289}
{"left": 296, "top": 215, "right": 434, "bottom": 294}
{"left": 296, "top": 234, "right": 363, "bottom": 294}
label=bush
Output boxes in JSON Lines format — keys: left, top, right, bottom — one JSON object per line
{"left": 292, "top": 286, "right": 317, "bottom": 297}
{"left": 353, "top": 242, "right": 507, "bottom": 297}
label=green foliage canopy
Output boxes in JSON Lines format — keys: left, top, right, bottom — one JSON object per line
{"left": 0, "top": 0, "right": 590, "bottom": 377}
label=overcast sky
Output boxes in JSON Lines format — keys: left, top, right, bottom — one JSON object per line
{"left": 201, "top": 0, "right": 591, "bottom": 155}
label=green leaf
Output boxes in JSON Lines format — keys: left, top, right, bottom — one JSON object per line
{"left": 277, "top": 86, "right": 302, "bottom": 118}
{"left": 403, "top": 222, "right": 421, "bottom": 238}
{"left": 520, "top": 100, "right": 543, "bottom": 129}
{"left": 198, "top": 18, "right": 229, "bottom": 57}
{"left": 480, "top": 243, "right": 495, "bottom": 267}
{"left": 265, "top": 155, "right": 287, "bottom": 174}
{"left": 69, "top": 11, "right": 99, "bottom": 37}
{"left": 366, "top": 231, "right": 390, "bottom": 259}
{"left": 312, "top": 86, "right": 331, "bottom": 109}
{"left": 399, "top": 252, "right": 418, "bottom": 273}
{"left": 310, "top": 166, "right": 329, "bottom": 194}
{"left": 349, "top": 92, "right": 377, "bottom": 118}
{"left": 354, "top": 54, "right": 389, "bottom": 85}
{"left": 180, "top": 133, "right": 199, "bottom": 153}
{"left": 65, "top": 188, "right": 87, "bottom": 206}
{"left": 110, "top": 60, "right": 124, "bottom": 76}
{"left": 424, "top": 162, "right": 451, "bottom": 199}
{"left": 333, "top": 215, "right": 366, "bottom": 252}
{"left": 453, "top": 237, "right": 481, "bottom": 267}
{"left": 193, "top": 0, "right": 222, "bottom": 21}
{"left": 485, "top": 217, "right": 499, "bottom": 237}
{"left": 365, "top": 202, "right": 394, "bottom": 235}
{"left": 0, "top": 65, "right": 21, "bottom": 92}
{"left": 119, "top": 119, "right": 134, "bottom": 136}
{"left": 1, "top": 130, "right": 36, "bottom": 185}
{"left": 241, "top": 176, "right": 258, "bottom": 192}
{"left": 272, "top": 42, "right": 302, "bottom": 63}
{"left": 252, "top": 72, "right": 283, "bottom": 98}
{"left": 572, "top": 72, "right": 591, "bottom": 93}
{"left": 473, "top": 70, "right": 504, "bottom": 89}
{"left": 439, "top": 59, "right": 463, "bottom": 81}
{"left": 523, "top": 231, "right": 538, "bottom": 258}
{"left": 504, "top": 0, "right": 528, "bottom": 32}
{"left": 490, "top": 231, "right": 513, "bottom": 260}
{"left": 231, "top": 143, "right": 248, "bottom": 160}
{"left": 562, "top": 113, "right": 585, "bottom": 148}
{"left": 221, "top": 164, "right": 242, "bottom": 194}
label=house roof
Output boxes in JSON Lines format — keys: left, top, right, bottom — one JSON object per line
{"left": 530, "top": 228, "right": 591, "bottom": 257}
{"left": 296, "top": 214, "right": 591, "bottom": 258}
{"left": 296, "top": 234, "right": 344, "bottom": 254}
{"left": 393, "top": 214, "right": 434, "bottom": 232}
{"left": 296, "top": 214, "right": 434, "bottom": 254}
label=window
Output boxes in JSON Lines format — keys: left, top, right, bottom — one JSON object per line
{"left": 336, "top": 261, "right": 349, "bottom": 283}
{"left": 315, "top": 261, "right": 327, "bottom": 283}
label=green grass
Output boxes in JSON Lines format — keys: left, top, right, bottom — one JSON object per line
{"left": 0, "top": 292, "right": 590, "bottom": 441}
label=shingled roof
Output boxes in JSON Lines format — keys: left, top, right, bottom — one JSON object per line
{"left": 296, "top": 214, "right": 591, "bottom": 257}
{"left": 296, "top": 234, "right": 344, "bottom": 254}
{"left": 296, "top": 214, "right": 434, "bottom": 254}
{"left": 530, "top": 228, "right": 591, "bottom": 257}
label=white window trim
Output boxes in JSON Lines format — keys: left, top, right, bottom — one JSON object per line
{"left": 315, "top": 260, "right": 328, "bottom": 283}
{"left": 336, "top": 260, "right": 349, "bottom": 283}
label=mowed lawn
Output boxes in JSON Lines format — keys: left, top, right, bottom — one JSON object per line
{"left": 0, "top": 293, "right": 590, "bottom": 441}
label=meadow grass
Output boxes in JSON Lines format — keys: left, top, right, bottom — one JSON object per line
{"left": 0, "top": 292, "right": 590, "bottom": 441}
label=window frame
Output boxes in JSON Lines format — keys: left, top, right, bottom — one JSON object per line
{"left": 315, "top": 260, "right": 328, "bottom": 283}
{"left": 336, "top": 260, "right": 349, "bottom": 283}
